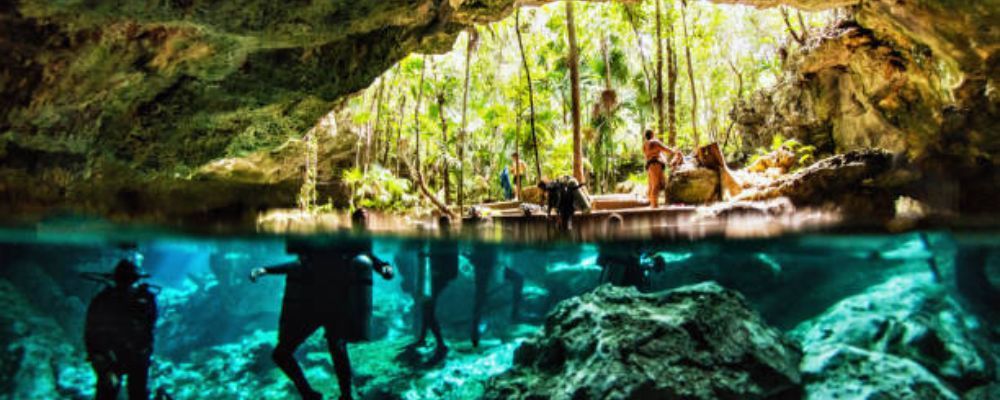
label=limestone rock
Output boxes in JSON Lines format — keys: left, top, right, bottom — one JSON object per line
{"left": 963, "top": 383, "right": 1000, "bottom": 400}
{"left": 800, "top": 344, "right": 960, "bottom": 400}
{"left": 668, "top": 164, "right": 720, "bottom": 204}
{"left": 0, "top": 0, "right": 528, "bottom": 223}
{"left": 733, "top": 21, "right": 941, "bottom": 157}
{"left": 791, "top": 273, "right": 994, "bottom": 393}
{"left": 736, "top": 149, "right": 898, "bottom": 217}
{"left": 0, "top": 279, "right": 93, "bottom": 399}
{"left": 484, "top": 283, "right": 803, "bottom": 400}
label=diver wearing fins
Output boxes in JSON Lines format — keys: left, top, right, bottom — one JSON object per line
{"left": 83, "top": 259, "right": 158, "bottom": 400}
{"left": 250, "top": 208, "right": 393, "bottom": 400}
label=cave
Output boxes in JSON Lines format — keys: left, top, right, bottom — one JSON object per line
{"left": 0, "top": 1, "right": 998, "bottom": 399}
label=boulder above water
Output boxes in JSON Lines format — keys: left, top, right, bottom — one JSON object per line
{"left": 733, "top": 148, "right": 901, "bottom": 218}
{"left": 668, "top": 164, "right": 721, "bottom": 204}
{"left": 484, "top": 282, "right": 803, "bottom": 400}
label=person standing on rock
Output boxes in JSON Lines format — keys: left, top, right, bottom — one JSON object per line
{"left": 249, "top": 209, "right": 393, "bottom": 400}
{"left": 84, "top": 259, "right": 157, "bottom": 400}
{"left": 643, "top": 129, "right": 682, "bottom": 208}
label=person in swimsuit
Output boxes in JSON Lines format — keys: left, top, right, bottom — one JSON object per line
{"left": 643, "top": 129, "right": 681, "bottom": 208}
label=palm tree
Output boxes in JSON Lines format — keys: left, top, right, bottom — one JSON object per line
{"left": 459, "top": 28, "right": 477, "bottom": 214}
{"left": 411, "top": 56, "right": 453, "bottom": 218}
{"left": 681, "top": 0, "right": 699, "bottom": 148}
{"left": 515, "top": 8, "right": 542, "bottom": 181}
{"left": 566, "top": 1, "right": 584, "bottom": 183}
{"left": 655, "top": 0, "right": 666, "bottom": 139}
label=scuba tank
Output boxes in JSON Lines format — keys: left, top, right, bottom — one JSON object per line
{"left": 567, "top": 178, "right": 592, "bottom": 213}
{"left": 345, "top": 254, "right": 375, "bottom": 343}
{"left": 83, "top": 276, "right": 159, "bottom": 359}
{"left": 554, "top": 176, "right": 592, "bottom": 214}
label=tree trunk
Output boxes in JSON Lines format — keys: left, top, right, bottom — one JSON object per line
{"left": 373, "top": 78, "right": 386, "bottom": 167}
{"left": 415, "top": 55, "right": 427, "bottom": 178}
{"left": 723, "top": 58, "right": 742, "bottom": 152}
{"left": 410, "top": 55, "right": 454, "bottom": 218}
{"left": 383, "top": 64, "right": 402, "bottom": 166}
{"left": 597, "top": 34, "right": 618, "bottom": 193}
{"left": 366, "top": 79, "right": 383, "bottom": 173}
{"left": 681, "top": 2, "right": 699, "bottom": 148}
{"left": 797, "top": 11, "right": 809, "bottom": 42}
{"left": 601, "top": 36, "right": 613, "bottom": 90}
{"left": 516, "top": 8, "right": 542, "bottom": 182}
{"left": 566, "top": 1, "right": 584, "bottom": 183}
{"left": 667, "top": 31, "right": 678, "bottom": 146}
{"left": 624, "top": 5, "right": 654, "bottom": 123}
{"left": 655, "top": 0, "right": 666, "bottom": 138}
{"left": 437, "top": 92, "right": 449, "bottom": 204}
{"left": 459, "top": 28, "right": 476, "bottom": 215}
{"left": 393, "top": 95, "right": 406, "bottom": 176}
{"left": 781, "top": 6, "right": 805, "bottom": 45}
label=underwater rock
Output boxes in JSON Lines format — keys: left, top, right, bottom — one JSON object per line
{"left": 359, "top": 338, "right": 523, "bottom": 399}
{"left": 149, "top": 332, "right": 523, "bottom": 400}
{"left": 0, "top": 279, "right": 93, "bottom": 400}
{"left": 667, "top": 164, "right": 720, "bottom": 204}
{"left": 963, "top": 383, "right": 1000, "bottom": 400}
{"left": 484, "top": 283, "right": 803, "bottom": 400}
{"left": 791, "top": 273, "right": 994, "bottom": 393}
{"left": 800, "top": 343, "right": 960, "bottom": 399}
{"left": 150, "top": 330, "right": 287, "bottom": 399}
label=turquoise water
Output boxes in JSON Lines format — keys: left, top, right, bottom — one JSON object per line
{"left": 0, "top": 228, "right": 997, "bottom": 399}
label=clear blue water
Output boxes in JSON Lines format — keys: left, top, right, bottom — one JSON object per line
{"left": 0, "top": 227, "right": 996, "bottom": 399}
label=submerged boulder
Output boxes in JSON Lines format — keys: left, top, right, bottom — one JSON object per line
{"left": 484, "top": 282, "right": 803, "bottom": 400}
{"left": 0, "top": 279, "right": 93, "bottom": 399}
{"left": 800, "top": 344, "right": 959, "bottom": 400}
{"left": 791, "top": 273, "right": 995, "bottom": 395}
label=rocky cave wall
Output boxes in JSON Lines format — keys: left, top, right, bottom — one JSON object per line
{"left": 1, "top": 0, "right": 997, "bottom": 224}
{"left": 728, "top": 0, "right": 998, "bottom": 214}
{"left": 0, "top": 0, "right": 527, "bottom": 224}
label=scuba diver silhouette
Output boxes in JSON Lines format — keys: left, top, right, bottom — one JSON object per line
{"left": 406, "top": 215, "right": 458, "bottom": 362}
{"left": 250, "top": 208, "right": 393, "bottom": 400}
{"left": 539, "top": 175, "right": 591, "bottom": 232}
{"left": 84, "top": 259, "right": 158, "bottom": 400}
{"left": 465, "top": 212, "right": 496, "bottom": 348}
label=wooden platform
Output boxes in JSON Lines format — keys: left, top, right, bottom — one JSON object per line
{"left": 495, "top": 205, "right": 701, "bottom": 241}
{"left": 476, "top": 194, "right": 651, "bottom": 217}
{"left": 465, "top": 194, "right": 712, "bottom": 241}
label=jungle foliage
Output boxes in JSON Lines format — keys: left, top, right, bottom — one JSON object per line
{"left": 333, "top": 1, "right": 834, "bottom": 207}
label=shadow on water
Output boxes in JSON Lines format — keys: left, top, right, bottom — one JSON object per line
{"left": 0, "top": 224, "right": 997, "bottom": 399}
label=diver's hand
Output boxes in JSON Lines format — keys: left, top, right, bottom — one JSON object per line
{"left": 652, "top": 254, "right": 667, "bottom": 273}
{"left": 249, "top": 267, "right": 266, "bottom": 283}
{"left": 376, "top": 261, "right": 394, "bottom": 280}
